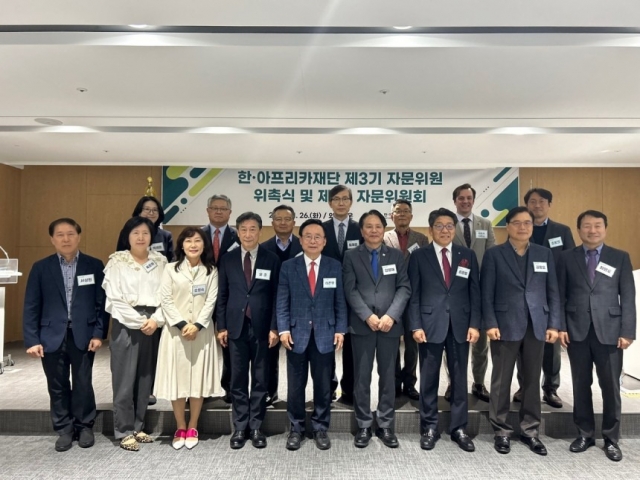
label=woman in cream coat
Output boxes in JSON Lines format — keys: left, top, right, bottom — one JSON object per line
{"left": 154, "top": 226, "right": 220, "bottom": 450}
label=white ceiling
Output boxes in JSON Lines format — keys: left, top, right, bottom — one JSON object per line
{"left": 1, "top": 1, "right": 640, "bottom": 168}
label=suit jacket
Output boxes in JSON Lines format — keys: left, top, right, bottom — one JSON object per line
{"left": 408, "top": 243, "right": 481, "bottom": 344}
{"left": 322, "top": 218, "right": 363, "bottom": 262}
{"left": 557, "top": 245, "right": 636, "bottom": 345}
{"left": 537, "top": 218, "right": 576, "bottom": 265}
{"left": 276, "top": 255, "right": 348, "bottom": 354}
{"left": 216, "top": 245, "right": 281, "bottom": 340}
{"left": 202, "top": 224, "right": 240, "bottom": 267}
{"left": 481, "top": 242, "right": 562, "bottom": 342}
{"left": 453, "top": 214, "right": 496, "bottom": 267}
{"left": 343, "top": 244, "right": 411, "bottom": 337}
{"left": 261, "top": 234, "right": 303, "bottom": 260}
{"left": 23, "top": 252, "right": 107, "bottom": 352}
{"left": 383, "top": 228, "right": 429, "bottom": 261}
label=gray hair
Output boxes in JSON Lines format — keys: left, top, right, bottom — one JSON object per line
{"left": 207, "top": 194, "right": 232, "bottom": 209}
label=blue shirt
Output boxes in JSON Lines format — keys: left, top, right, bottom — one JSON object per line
{"left": 58, "top": 251, "right": 79, "bottom": 323}
{"left": 583, "top": 243, "right": 604, "bottom": 265}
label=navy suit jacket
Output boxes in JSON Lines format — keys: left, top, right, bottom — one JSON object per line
{"left": 216, "top": 245, "right": 281, "bottom": 340}
{"left": 276, "top": 255, "right": 348, "bottom": 354}
{"left": 537, "top": 218, "right": 576, "bottom": 266}
{"left": 408, "top": 243, "right": 481, "bottom": 344}
{"left": 322, "top": 218, "right": 363, "bottom": 262}
{"left": 481, "top": 242, "right": 562, "bottom": 342}
{"left": 202, "top": 224, "right": 240, "bottom": 267}
{"left": 23, "top": 252, "right": 107, "bottom": 353}
{"left": 261, "top": 235, "right": 303, "bottom": 260}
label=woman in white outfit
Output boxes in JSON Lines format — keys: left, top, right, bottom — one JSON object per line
{"left": 155, "top": 226, "right": 220, "bottom": 450}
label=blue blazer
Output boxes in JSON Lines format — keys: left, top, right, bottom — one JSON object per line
{"left": 481, "top": 242, "right": 562, "bottom": 342}
{"left": 216, "top": 245, "right": 281, "bottom": 340}
{"left": 23, "top": 252, "right": 107, "bottom": 352}
{"left": 261, "top": 235, "right": 303, "bottom": 260}
{"left": 276, "top": 255, "right": 348, "bottom": 354}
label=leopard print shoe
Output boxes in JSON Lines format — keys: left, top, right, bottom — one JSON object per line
{"left": 120, "top": 435, "right": 140, "bottom": 451}
{"left": 134, "top": 431, "right": 154, "bottom": 443}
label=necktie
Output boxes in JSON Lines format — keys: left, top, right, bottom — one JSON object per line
{"left": 587, "top": 249, "right": 598, "bottom": 283}
{"left": 371, "top": 249, "right": 379, "bottom": 282}
{"left": 338, "top": 222, "right": 346, "bottom": 255}
{"left": 442, "top": 247, "right": 451, "bottom": 288}
{"left": 462, "top": 218, "right": 472, "bottom": 248}
{"left": 244, "top": 252, "right": 252, "bottom": 318}
{"left": 309, "top": 261, "right": 316, "bottom": 296}
{"left": 213, "top": 228, "right": 220, "bottom": 262}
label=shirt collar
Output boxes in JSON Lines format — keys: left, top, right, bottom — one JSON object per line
{"left": 333, "top": 217, "right": 348, "bottom": 228}
{"left": 210, "top": 224, "right": 227, "bottom": 237}
{"left": 57, "top": 251, "right": 79, "bottom": 265}
{"left": 304, "top": 254, "right": 321, "bottom": 267}
{"left": 456, "top": 213, "right": 474, "bottom": 223}
{"left": 508, "top": 239, "right": 530, "bottom": 253}
{"left": 395, "top": 228, "right": 410, "bottom": 237}
{"left": 275, "top": 234, "right": 293, "bottom": 249}
{"left": 583, "top": 244, "right": 604, "bottom": 255}
{"left": 240, "top": 245, "right": 259, "bottom": 258}
{"left": 433, "top": 242, "right": 453, "bottom": 255}
{"left": 534, "top": 217, "right": 549, "bottom": 226}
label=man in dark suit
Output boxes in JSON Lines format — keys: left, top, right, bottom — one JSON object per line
{"left": 344, "top": 210, "right": 411, "bottom": 449}
{"left": 512, "top": 188, "right": 576, "bottom": 408}
{"left": 383, "top": 199, "right": 429, "bottom": 401}
{"left": 322, "top": 184, "right": 363, "bottom": 404}
{"left": 481, "top": 206, "right": 562, "bottom": 456}
{"left": 557, "top": 210, "right": 636, "bottom": 462}
{"left": 408, "top": 208, "right": 481, "bottom": 452}
{"left": 202, "top": 193, "right": 239, "bottom": 403}
{"left": 23, "top": 218, "right": 107, "bottom": 452}
{"left": 217, "top": 212, "right": 280, "bottom": 450}
{"left": 277, "top": 219, "right": 348, "bottom": 451}
{"left": 261, "top": 204, "right": 303, "bottom": 405}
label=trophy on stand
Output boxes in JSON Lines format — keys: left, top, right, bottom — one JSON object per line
{"left": 0, "top": 245, "right": 21, "bottom": 374}
{"left": 145, "top": 176, "right": 156, "bottom": 197}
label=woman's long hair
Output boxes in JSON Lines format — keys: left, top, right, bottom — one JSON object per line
{"left": 174, "top": 227, "right": 215, "bottom": 275}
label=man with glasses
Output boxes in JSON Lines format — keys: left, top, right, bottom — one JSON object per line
{"left": 383, "top": 199, "right": 428, "bottom": 401}
{"left": 481, "top": 207, "right": 561, "bottom": 456}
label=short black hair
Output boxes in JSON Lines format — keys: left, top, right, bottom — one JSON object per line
{"left": 328, "top": 185, "right": 352, "bottom": 201}
{"left": 524, "top": 188, "right": 553, "bottom": 204}
{"left": 49, "top": 218, "right": 81, "bottom": 236}
{"left": 236, "top": 211, "right": 263, "bottom": 229}
{"left": 299, "top": 219, "right": 324, "bottom": 237}
{"left": 452, "top": 183, "right": 476, "bottom": 201}
{"left": 506, "top": 206, "right": 534, "bottom": 224}
{"left": 272, "top": 204, "right": 295, "bottom": 218}
{"left": 174, "top": 227, "right": 215, "bottom": 275}
{"left": 428, "top": 208, "right": 458, "bottom": 227}
{"left": 359, "top": 209, "right": 387, "bottom": 229}
{"left": 392, "top": 199, "right": 412, "bottom": 211}
{"left": 118, "top": 217, "right": 157, "bottom": 251}
{"left": 577, "top": 210, "right": 608, "bottom": 229}
{"left": 132, "top": 196, "right": 165, "bottom": 226}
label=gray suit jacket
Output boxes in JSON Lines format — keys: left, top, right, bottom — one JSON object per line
{"left": 383, "top": 229, "right": 429, "bottom": 261}
{"left": 343, "top": 244, "right": 411, "bottom": 337}
{"left": 557, "top": 244, "right": 636, "bottom": 345}
{"left": 453, "top": 214, "right": 495, "bottom": 267}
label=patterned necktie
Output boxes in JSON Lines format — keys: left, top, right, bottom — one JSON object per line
{"left": 213, "top": 228, "right": 220, "bottom": 262}
{"left": 337, "top": 222, "right": 346, "bottom": 255}
{"left": 442, "top": 247, "right": 451, "bottom": 288}
{"left": 371, "top": 249, "right": 379, "bottom": 282}
{"left": 462, "top": 218, "right": 472, "bottom": 248}
{"left": 587, "top": 249, "right": 598, "bottom": 283}
{"left": 309, "top": 261, "right": 316, "bottom": 296}
{"left": 244, "top": 252, "right": 252, "bottom": 318}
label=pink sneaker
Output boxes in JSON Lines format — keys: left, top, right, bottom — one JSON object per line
{"left": 172, "top": 429, "right": 187, "bottom": 450}
{"left": 185, "top": 428, "right": 199, "bottom": 450}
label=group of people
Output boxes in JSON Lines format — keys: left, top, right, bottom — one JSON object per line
{"left": 22, "top": 183, "right": 635, "bottom": 463}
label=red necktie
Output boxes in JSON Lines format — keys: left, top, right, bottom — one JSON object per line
{"left": 244, "top": 251, "right": 252, "bottom": 318}
{"left": 309, "top": 261, "right": 316, "bottom": 296}
{"left": 213, "top": 228, "right": 220, "bottom": 262}
{"left": 442, "top": 247, "right": 451, "bottom": 288}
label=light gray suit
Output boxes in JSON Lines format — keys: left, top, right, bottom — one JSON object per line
{"left": 343, "top": 244, "right": 411, "bottom": 428}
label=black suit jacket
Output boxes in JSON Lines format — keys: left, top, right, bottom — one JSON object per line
{"left": 261, "top": 234, "right": 303, "bottom": 260}
{"left": 538, "top": 218, "right": 576, "bottom": 265}
{"left": 202, "top": 224, "right": 240, "bottom": 267}
{"left": 322, "top": 218, "right": 363, "bottom": 263}
{"left": 216, "top": 245, "right": 281, "bottom": 340}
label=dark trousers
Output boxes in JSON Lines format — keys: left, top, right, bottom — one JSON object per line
{"left": 331, "top": 332, "right": 354, "bottom": 397}
{"left": 395, "top": 310, "right": 418, "bottom": 390}
{"left": 352, "top": 333, "right": 399, "bottom": 428}
{"left": 229, "top": 319, "right": 270, "bottom": 431}
{"left": 418, "top": 324, "right": 469, "bottom": 432}
{"left": 149, "top": 327, "right": 161, "bottom": 393}
{"left": 287, "top": 332, "right": 333, "bottom": 433}
{"left": 515, "top": 340, "right": 561, "bottom": 392}
{"left": 267, "top": 341, "right": 281, "bottom": 398}
{"left": 489, "top": 321, "right": 544, "bottom": 437}
{"left": 567, "top": 324, "right": 623, "bottom": 442}
{"left": 41, "top": 328, "right": 96, "bottom": 435}
{"left": 221, "top": 344, "right": 231, "bottom": 393}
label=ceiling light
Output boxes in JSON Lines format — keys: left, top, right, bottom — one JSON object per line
{"left": 129, "top": 24, "right": 149, "bottom": 29}
{"left": 34, "top": 118, "right": 63, "bottom": 126}
{"left": 491, "top": 127, "right": 545, "bottom": 135}
{"left": 393, "top": 26, "right": 412, "bottom": 30}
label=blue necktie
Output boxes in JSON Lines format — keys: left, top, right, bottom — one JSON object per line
{"left": 372, "top": 249, "right": 379, "bottom": 282}
{"left": 587, "top": 249, "right": 598, "bottom": 284}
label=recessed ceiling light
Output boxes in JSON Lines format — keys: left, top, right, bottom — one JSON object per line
{"left": 129, "top": 24, "right": 149, "bottom": 29}
{"left": 393, "top": 26, "right": 412, "bottom": 30}
{"left": 34, "top": 118, "right": 63, "bottom": 126}
{"left": 600, "top": 150, "right": 611, "bottom": 153}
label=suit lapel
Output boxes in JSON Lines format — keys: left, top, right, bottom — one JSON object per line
{"left": 296, "top": 257, "right": 314, "bottom": 299}
{"left": 387, "top": 231, "right": 400, "bottom": 250}
{"left": 525, "top": 248, "right": 536, "bottom": 286}
{"left": 49, "top": 255, "right": 68, "bottom": 306}
{"left": 592, "top": 245, "right": 611, "bottom": 290}
{"left": 572, "top": 247, "right": 592, "bottom": 287}
{"left": 425, "top": 245, "right": 448, "bottom": 289}
{"left": 454, "top": 223, "right": 466, "bottom": 248}
{"left": 448, "top": 245, "right": 464, "bottom": 289}
{"left": 500, "top": 243, "right": 525, "bottom": 286}
{"left": 357, "top": 245, "right": 377, "bottom": 284}
{"left": 472, "top": 216, "right": 484, "bottom": 249}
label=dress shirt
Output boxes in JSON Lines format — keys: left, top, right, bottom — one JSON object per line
{"left": 456, "top": 213, "right": 474, "bottom": 236}
{"left": 57, "top": 251, "right": 79, "bottom": 321}
{"left": 240, "top": 245, "right": 259, "bottom": 274}
{"left": 209, "top": 223, "right": 228, "bottom": 241}
{"left": 276, "top": 234, "right": 293, "bottom": 251}
{"left": 332, "top": 217, "right": 349, "bottom": 240}
{"left": 433, "top": 242, "right": 453, "bottom": 279}
{"left": 396, "top": 229, "right": 409, "bottom": 253}
{"left": 582, "top": 243, "right": 604, "bottom": 265}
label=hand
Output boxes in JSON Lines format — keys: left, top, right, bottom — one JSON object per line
{"left": 217, "top": 330, "right": 228, "bottom": 347}
{"left": 618, "top": 337, "right": 634, "bottom": 350}
{"left": 467, "top": 328, "right": 480, "bottom": 344}
{"left": 182, "top": 324, "right": 199, "bottom": 341}
{"left": 486, "top": 328, "right": 501, "bottom": 341}
{"left": 558, "top": 331, "right": 570, "bottom": 348}
{"left": 280, "top": 333, "right": 294, "bottom": 350}
{"left": 378, "top": 314, "right": 395, "bottom": 333}
{"left": 365, "top": 314, "right": 380, "bottom": 331}
{"left": 412, "top": 329, "right": 427, "bottom": 343}
{"left": 26, "top": 344, "right": 44, "bottom": 358}
{"left": 140, "top": 318, "right": 158, "bottom": 336}
{"left": 334, "top": 333, "right": 344, "bottom": 350}
{"left": 88, "top": 338, "right": 102, "bottom": 352}
{"left": 545, "top": 328, "right": 558, "bottom": 344}
{"left": 268, "top": 330, "right": 279, "bottom": 348}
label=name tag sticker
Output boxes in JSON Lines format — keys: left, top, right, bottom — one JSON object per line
{"left": 323, "top": 278, "right": 337, "bottom": 288}
{"left": 456, "top": 266, "right": 470, "bottom": 278}
{"left": 77, "top": 274, "right": 95, "bottom": 286}
{"left": 255, "top": 269, "right": 271, "bottom": 280}
{"left": 150, "top": 242, "right": 164, "bottom": 252}
{"left": 548, "top": 237, "right": 563, "bottom": 248}
{"left": 347, "top": 240, "right": 359, "bottom": 250}
{"left": 407, "top": 243, "right": 419, "bottom": 254}
{"left": 382, "top": 264, "right": 397, "bottom": 275}
{"left": 227, "top": 242, "right": 240, "bottom": 252}
{"left": 142, "top": 260, "right": 157, "bottom": 273}
{"left": 475, "top": 230, "right": 488, "bottom": 239}
{"left": 192, "top": 284, "right": 206, "bottom": 296}
{"left": 295, "top": 251, "right": 303, "bottom": 257}
{"left": 533, "top": 262, "right": 548, "bottom": 273}
{"left": 596, "top": 262, "right": 616, "bottom": 277}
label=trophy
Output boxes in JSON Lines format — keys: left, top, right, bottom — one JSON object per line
{"left": 145, "top": 176, "right": 156, "bottom": 197}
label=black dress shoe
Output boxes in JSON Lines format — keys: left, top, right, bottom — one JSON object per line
{"left": 77, "top": 429, "right": 94, "bottom": 448}
{"left": 313, "top": 430, "right": 331, "bottom": 450}
{"left": 265, "top": 394, "right": 279, "bottom": 407}
{"left": 395, "top": 386, "right": 402, "bottom": 397}
{"left": 403, "top": 386, "right": 420, "bottom": 401}
{"left": 570, "top": 436, "right": 595, "bottom": 453}
{"left": 376, "top": 428, "right": 399, "bottom": 448}
{"left": 512, "top": 389, "right": 522, "bottom": 403}
{"left": 494, "top": 435, "right": 510, "bottom": 454}
{"left": 451, "top": 428, "right": 475, "bottom": 452}
{"left": 222, "top": 392, "right": 232, "bottom": 404}
{"left": 286, "top": 432, "right": 303, "bottom": 451}
{"left": 443, "top": 385, "right": 451, "bottom": 402}
{"left": 354, "top": 427, "right": 372, "bottom": 448}
{"left": 148, "top": 394, "right": 157, "bottom": 406}
{"left": 55, "top": 432, "right": 74, "bottom": 452}
{"left": 542, "top": 390, "right": 563, "bottom": 408}
{"left": 331, "top": 391, "right": 337, "bottom": 402}
{"left": 604, "top": 438, "right": 622, "bottom": 462}
{"left": 520, "top": 435, "right": 547, "bottom": 456}
{"left": 339, "top": 394, "right": 353, "bottom": 405}
{"left": 230, "top": 430, "right": 247, "bottom": 449}
{"left": 471, "top": 383, "right": 490, "bottom": 403}
{"left": 250, "top": 429, "right": 267, "bottom": 448}
{"left": 420, "top": 429, "right": 440, "bottom": 450}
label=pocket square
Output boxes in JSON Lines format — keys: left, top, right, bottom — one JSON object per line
{"left": 459, "top": 258, "right": 470, "bottom": 268}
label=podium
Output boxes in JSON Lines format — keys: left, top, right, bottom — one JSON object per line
{"left": 0, "top": 258, "right": 21, "bottom": 374}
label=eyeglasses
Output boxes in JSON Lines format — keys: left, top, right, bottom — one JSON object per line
{"left": 433, "top": 224, "right": 455, "bottom": 231}
{"left": 208, "top": 207, "right": 230, "bottom": 212}
{"left": 509, "top": 221, "right": 533, "bottom": 227}
{"left": 393, "top": 209, "right": 411, "bottom": 215}
{"left": 141, "top": 208, "right": 159, "bottom": 214}
{"left": 330, "top": 196, "right": 351, "bottom": 204}
{"left": 302, "top": 235, "right": 325, "bottom": 242}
